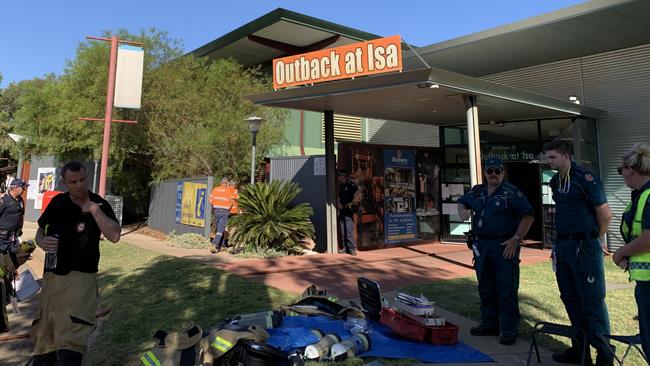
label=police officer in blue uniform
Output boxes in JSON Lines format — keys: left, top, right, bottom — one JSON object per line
{"left": 458, "top": 157, "right": 534, "bottom": 346}
{"left": 0, "top": 178, "right": 29, "bottom": 332}
{"left": 544, "top": 139, "right": 614, "bottom": 366}
{"left": 337, "top": 170, "right": 358, "bottom": 255}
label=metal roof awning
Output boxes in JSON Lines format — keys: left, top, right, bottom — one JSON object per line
{"left": 247, "top": 67, "right": 605, "bottom": 124}
{"left": 189, "top": 8, "right": 382, "bottom": 68}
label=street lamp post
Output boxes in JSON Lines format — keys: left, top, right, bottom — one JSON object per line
{"left": 246, "top": 116, "right": 264, "bottom": 185}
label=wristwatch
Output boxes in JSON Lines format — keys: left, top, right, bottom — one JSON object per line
{"left": 512, "top": 235, "right": 521, "bottom": 242}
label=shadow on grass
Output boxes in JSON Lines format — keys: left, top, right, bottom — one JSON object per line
{"left": 85, "top": 244, "right": 298, "bottom": 366}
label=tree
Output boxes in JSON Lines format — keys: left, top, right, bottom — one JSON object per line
{"left": 7, "top": 28, "right": 286, "bottom": 218}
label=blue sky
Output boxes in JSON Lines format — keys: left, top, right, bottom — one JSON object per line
{"left": 1, "top": 0, "right": 585, "bottom": 87}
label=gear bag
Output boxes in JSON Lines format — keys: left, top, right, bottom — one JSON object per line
{"left": 281, "top": 285, "right": 365, "bottom": 319}
{"left": 136, "top": 325, "right": 202, "bottom": 366}
{"left": 200, "top": 324, "right": 269, "bottom": 364}
{"left": 216, "top": 339, "right": 291, "bottom": 366}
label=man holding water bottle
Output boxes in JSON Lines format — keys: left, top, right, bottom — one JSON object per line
{"left": 32, "top": 161, "right": 121, "bottom": 366}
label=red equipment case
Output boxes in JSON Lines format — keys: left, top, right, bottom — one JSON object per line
{"left": 380, "top": 308, "right": 459, "bottom": 345}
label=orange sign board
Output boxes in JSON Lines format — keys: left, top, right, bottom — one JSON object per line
{"left": 273, "top": 35, "right": 403, "bottom": 89}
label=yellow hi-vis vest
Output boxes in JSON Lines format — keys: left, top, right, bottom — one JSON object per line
{"left": 621, "top": 188, "right": 650, "bottom": 281}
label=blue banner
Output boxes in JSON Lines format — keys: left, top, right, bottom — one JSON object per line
{"left": 195, "top": 187, "right": 207, "bottom": 220}
{"left": 175, "top": 181, "right": 183, "bottom": 223}
{"left": 383, "top": 149, "right": 417, "bottom": 244}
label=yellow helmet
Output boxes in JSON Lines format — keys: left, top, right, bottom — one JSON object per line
{"left": 19, "top": 240, "right": 36, "bottom": 254}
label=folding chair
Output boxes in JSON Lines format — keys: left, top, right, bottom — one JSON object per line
{"left": 526, "top": 321, "right": 588, "bottom": 366}
{"left": 605, "top": 334, "right": 648, "bottom": 365}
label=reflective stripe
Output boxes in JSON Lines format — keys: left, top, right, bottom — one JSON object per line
{"left": 140, "top": 351, "right": 161, "bottom": 366}
{"left": 211, "top": 336, "right": 233, "bottom": 353}
{"left": 624, "top": 189, "right": 650, "bottom": 281}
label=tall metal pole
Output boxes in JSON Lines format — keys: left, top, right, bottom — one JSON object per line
{"left": 250, "top": 145, "right": 256, "bottom": 185}
{"left": 324, "top": 110, "right": 337, "bottom": 254}
{"left": 250, "top": 132, "right": 257, "bottom": 185}
{"left": 98, "top": 36, "right": 118, "bottom": 197}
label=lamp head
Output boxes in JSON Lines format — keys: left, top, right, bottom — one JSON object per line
{"left": 246, "top": 116, "right": 265, "bottom": 133}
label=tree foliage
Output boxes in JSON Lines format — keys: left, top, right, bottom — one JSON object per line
{"left": 1, "top": 28, "right": 286, "bottom": 217}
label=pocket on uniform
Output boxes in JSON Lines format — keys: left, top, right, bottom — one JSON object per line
{"left": 70, "top": 314, "right": 96, "bottom": 327}
{"left": 31, "top": 308, "right": 42, "bottom": 327}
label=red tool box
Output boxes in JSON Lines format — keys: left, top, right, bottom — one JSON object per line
{"left": 380, "top": 308, "right": 459, "bottom": 345}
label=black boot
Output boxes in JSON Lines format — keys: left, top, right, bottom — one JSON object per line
{"left": 594, "top": 346, "right": 615, "bottom": 366}
{"left": 55, "top": 349, "right": 82, "bottom": 366}
{"left": 552, "top": 345, "right": 592, "bottom": 365}
{"left": 32, "top": 352, "right": 57, "bottom": 366}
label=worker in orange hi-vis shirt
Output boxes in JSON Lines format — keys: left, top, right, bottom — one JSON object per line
{"left": 209, "top": 177, "right": 232, "bottom": 253}
{"left": 222, "top": 180, "right": 240, "bottom": 249}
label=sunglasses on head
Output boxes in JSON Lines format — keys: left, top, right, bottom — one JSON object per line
{"left": 486, "top": 168, "right": 502, "bottom": 175}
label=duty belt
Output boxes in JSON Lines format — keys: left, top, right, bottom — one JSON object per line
{"left": 474, "top": 234, "right": 511, "bottom": 241}
{"left": 557, "top": 232, "right": 599, "bottom": 240}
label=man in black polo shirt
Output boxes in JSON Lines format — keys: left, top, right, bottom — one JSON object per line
{"left": 0, "top": 178, "right": 29, "bottom": 332}
{"left": 32, "top": 162, "right": 121, "bottom": 366}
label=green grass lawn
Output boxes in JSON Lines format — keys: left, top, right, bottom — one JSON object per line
{"left": 404, "top": 258, "right": 643, "bottom": 365}
{"left": 89, "top": 242, "right": 299, "bottom": 365}
{"left": 91, "top": 243, "right": 415, "bottom": 366}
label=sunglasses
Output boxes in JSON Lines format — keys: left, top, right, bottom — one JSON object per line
{"left": 617, "top": 166, "right": 629, "bottom": 175}
{"left": 486, "top": 168, "right": 502, "bottom": 175}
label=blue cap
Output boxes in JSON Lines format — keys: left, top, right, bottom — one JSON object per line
{"left": 484, "top": 157, "right": 504, "bottom": 170}
{"left": 9, "top": 178, "right": 28, "bottom": 188}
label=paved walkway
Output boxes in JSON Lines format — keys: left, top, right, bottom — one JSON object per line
{"left": 1, "top": 222, "right": 565, "bottom": 365}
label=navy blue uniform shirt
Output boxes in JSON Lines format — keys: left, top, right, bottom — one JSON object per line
{"left": 551, "top": 161, "right": 607, "bottom": 234}
{"left": 0, "top": 193, "right": 24, "bottom": 231}
{"left": 620, "top": 180, "right": 650, "bottom": 243}
{"left": 459, "top": 181, "right": 534, "bottom": 239}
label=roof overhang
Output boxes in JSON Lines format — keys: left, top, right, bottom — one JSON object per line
{"left": 404, "top": 0, "right": 650, "bottom": 76}
{"left": 247, "top": 67, "right": 604, "bottom": 125}
{"left": 189, "top": 8, "right": 382, "bottom": 68}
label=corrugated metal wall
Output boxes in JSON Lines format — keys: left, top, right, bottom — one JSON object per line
{"left": 482, "top": 44, "right": 650, "bottom": 249}
{"left": 270, "top": 156, "right": 327, "bottom": 252}
{"left": 148, "top": 176, "right": 213, "bottom": 237}
{"left": 365, "top": 118, "right": 440, "bottom": 147}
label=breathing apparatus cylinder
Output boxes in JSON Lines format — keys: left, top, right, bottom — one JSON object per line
{"left": 330, "top": 333, "right": 371, "bottom": 361}
{"left": 304, "top": 330, "right": 341, "bottom": 360}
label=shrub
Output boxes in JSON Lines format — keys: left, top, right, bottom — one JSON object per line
{"left": 167, "top": 232, "right": 212, "bottom": 249}
{"left": 228, "top": 181, "right": 315, "bottom": 254}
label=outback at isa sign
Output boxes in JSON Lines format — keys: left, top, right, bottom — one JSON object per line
{"left": 273, "top": 35, "right": 403, "bottom": 89}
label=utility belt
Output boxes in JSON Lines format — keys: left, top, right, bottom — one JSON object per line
{"left": 472, "top": 234, "right": 511, "bottom": 242}
{"left": 0, "top": 229, "right": 17, "bottom": 241}
{"left": 556, "top": 231, "right": 599, "bottom": 241}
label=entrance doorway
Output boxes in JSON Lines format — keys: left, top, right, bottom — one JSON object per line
{"left": 504, "top": 162, "right": 543, "bottom": 242}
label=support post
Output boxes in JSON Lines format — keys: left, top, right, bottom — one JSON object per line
{"left": 324, "top": 110, "right": 337, "bottom": 254}
{"left": 464, "top": 95, "right": 482, "bottom": 186}
{"left": 98, "top": 36, "right": 118, "bottom": 197}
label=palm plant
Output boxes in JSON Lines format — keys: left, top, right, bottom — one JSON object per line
{"left": 228, "top": 181, "right": 315, "bottom": 254}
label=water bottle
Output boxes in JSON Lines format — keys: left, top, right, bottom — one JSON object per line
{"left": 44, "top": 234, "right": 58, "bottom": 271}
{"left": 330, "top": 333, "right": 371, "bottom": 361}
{"left": 304, "top": 330, "right": 340, "bottom": 361}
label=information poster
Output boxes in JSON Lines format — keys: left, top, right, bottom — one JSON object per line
{"left": 175, "top": 181, "right": 183, "bottom": 223}
{"left": 383, "top": 149, "right": 417, "bottom": 244}
{"left": 180, "top": 182, "right": 207, "bottom": 227}
{"left": 34, "top": 167, "right": 56, "bottom": 210}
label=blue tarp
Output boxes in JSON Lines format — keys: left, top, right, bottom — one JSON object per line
{"left": 267, "top": 316, "right": 493, "bottom": 364}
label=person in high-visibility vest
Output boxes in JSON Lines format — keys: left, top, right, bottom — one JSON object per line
{"left": 613, "top": 142, "right": 650, "bottom": 360}
{"left": 221, "top": 180, "right": 240, "bottom": 249}
{"left": 209, "top": 177, "right": 232, "bottom": 253}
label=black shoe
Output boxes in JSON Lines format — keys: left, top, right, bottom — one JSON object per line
{"left": 552, "top": 346, "right": 592, "bottom": 365}
{"left": 470, "top": 326, "right": 499, "bottom": 336}
{"left": 594, "top": 350, "right": 614, "bottom": 366}
{"left": 499, "top": 335, "right": 517, "bottom": 345}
